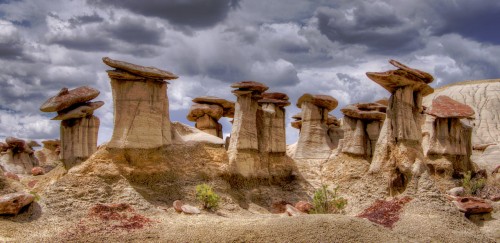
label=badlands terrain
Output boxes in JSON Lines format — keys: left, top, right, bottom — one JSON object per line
{"left": 0, "top": 58, "right": 499, "bottom": 242}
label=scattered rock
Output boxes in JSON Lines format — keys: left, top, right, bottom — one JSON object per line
{"left": 452, "top": 197, "right": 493, "bottom": 215}
{"left": 173, "top": 200, "right": 184, "bottom": 213}
{"left": 181, "top": 204, "right": 201, "bottom": 214}
{"left": 447, "top": 187, "right": 465, "bottom": 197}
{"left": 31, "top": 166, "right": 44, "bottom": 176}
{"left": 285, "top": 204, "right": 303, "bottom": 216}
{"left": 0, "top": 192, "right": 35, "bottom": 215}
{"left": 4, "top": 172, "right": 19, "bottom": 181}
{"left": 294, "top": 201, "right": 313, "bottom": 213}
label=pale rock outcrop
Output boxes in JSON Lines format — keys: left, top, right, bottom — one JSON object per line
{"left": 0, "top": 137, "right": 39, "bottom": 174}
{"left": 171, "top": 122, "right": 224, "bottom": 145}
{"left": 227, "top": 81, "right": 268, "bottom": 177}
{"left": 187, "top": 96, "right": 235, "bottom": 138}
{"left": 103, "top": 57, "right": 178, "bottom": 149}
{"left": 339, "top": 102, "right": 386, "bottom": 159}
{"left": 40, "top": 86, "right": 103, "bottom": 169}
{"left": 294, "top": 94, "right": 338, "bottom": 160}
{"left": 367, "top": 60, "right": 434, "bottom": 195}
{"left": 34, "top": 139, "right": 61, "bottom": 170}
{"left": 422, "top": 96, "right": 475, "bottom": 176}
{"left": 422, "top": 79, "right": 500, "bottom": 175}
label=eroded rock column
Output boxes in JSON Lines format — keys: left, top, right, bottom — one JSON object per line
{"left": 294, "top": 94, "right": 338, "bottom": 159}
{"left": 187, "top": 96, "right": 235, "bottom": 138}
{"left": 0, "top": 137, "right": 39, "bottom": 174}
{"left": 102, "top": 57, "right": 178, "bottom": 149}
{"left": 339, "top": 102, "right": 386, "bottom": 159}
{"left": 367, "top": 60, "right": 435, "bottom": 195}
{"left": 423, "top": 95, "right": 475, "bottom": 176}
{"left": 227, "top": 81, "right": 268, "bottom": 177}
{"left": 40, "top": 86, "right": 102, "bottom": 169}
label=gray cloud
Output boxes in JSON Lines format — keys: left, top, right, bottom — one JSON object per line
{"left": 316, "top": 2, "right": 424, "bottom": 54}
{"left": 87, "top": 0, "right": 240, "bottom": 29}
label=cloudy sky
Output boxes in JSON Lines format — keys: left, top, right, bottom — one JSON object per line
{"left": 1, "top": 0, "right": 500, "bottom": 145}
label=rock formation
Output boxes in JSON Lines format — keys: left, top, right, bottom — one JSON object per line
{"left": 422, "top": 79, "right": 500, "bottom": 176}
{"left": 227, "top": 81, "right": 269, "bottom": 177}
{"left": 367, "top": 60, "right": 434, "bottom": 195}
{"left": 294, "top": 94, "right": 338, "bottom": 160}
{"left": 0, "top": 192, "right": 34, "bottom": 215}
{"left": 339, "top": 102, "right": 386, "bottom": 159}
{"left": 34, "top": 139, "right": 61, "bottom": 171}
{"left": 0, "top": 137, "right": 39, "bottom": 174}
{"left": 40, "top": 86, "right": 102, "bottom": 169}
{"left": 103, "top": 57, "right": 178, "bottom": 149}
{"left": 422, "top": 95, "right": 475, "bottom": 177}
{"left": 187, "top": 96, "right": 235, "bottom": 138}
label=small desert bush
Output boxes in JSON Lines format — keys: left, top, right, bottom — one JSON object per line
{"left": 462, "top": 171, "right": 485, "bottom": 195}
{"left": 311, "top": 185, "right": 347, "bottom": 214}
{"left": 195, "top": 183, "right": 220, "bottom": 210}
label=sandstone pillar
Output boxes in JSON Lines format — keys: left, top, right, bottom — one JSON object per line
{"left": 367, "top": 60, "right": 434, "bottom": 195}
{"left": 40, "top": 86, "right": 103, "bottom": 169}
{"left": 423, "top": 95, "right": 475, "bottom": 176}
{"left": 102, "top": 57, "right": 178, "bottom": 149}
{"left": 227, "top": 81, "right": 268, "bottom": 177}
{"left": 339, "top": 102, "right": 386, "bottom": 159}
{"left": 294, "top": 94, "right": 338, "bottom": 160}
{"left": 0, "top": 137, "right": 39, "bottom": 174}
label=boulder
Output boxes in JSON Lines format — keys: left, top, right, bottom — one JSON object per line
{"left": 294, "top": 201, "right": 313, "bottom": 213}
{"left": 285, "top": 204, "right": 303, "bottom": 216}
{"left": 51, "top": 101, "right": 104, "bottom": 120}
{"left": 4, "top": 172, "right": 19, "bottom": 181}
{"left": 39, "top": 86, "right": 100, "bottom": 112}
{"left": 0, "top": 192, "right": 35, "bottom": 215}
{"left": 102, "top": 57, "right": 178, "bottom": 80}
{"left": 173, "top": 200, "right": 183, "bottom": 213}
{"left": 447, "top": 187, "right": 465, "bottom": 197}
{"left": 31, "top": 166, "right": 44, "bottom": 176}
{"left": 426, "top": 95, "right": 475, "bottom": 118}
{"left": 181, "top": 204, "right": 201, "bottom": 214}
{"left": 452, "top": 196, "right": 493, "bottom": 215}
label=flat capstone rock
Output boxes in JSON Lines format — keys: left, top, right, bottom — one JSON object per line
{"left": 40, "top": 86, "right": 100, "bottom": 112}
{"left": 103, "top": 57, "right": 178, "bottom": 80}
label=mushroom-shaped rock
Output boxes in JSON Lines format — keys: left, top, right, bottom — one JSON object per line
{"left": 51, "top": 101, "right": 104, "bottom": 120}
{"left": 104, "top": 57, "right": 178, "bottom": 149}
{"left": 367, "top": 60, "right": 435, "bottom": 195}
{"left": 341, "top": 103, "right": 386, "bottom": 120}
{"left": 41, "top": 139, "right": 60, "bottom": 150}
{"left": 292, "top": 113, "right": 302, "bottom": 120}
{"left": 326, "top": 115, "right": 340, "bottom": 126}
{"left": 103, "top": 57, "right": 178, "bottom": 80}
{"left": 5, "top": 137, "right": 25, "bottom": 151}
{"left": 291, "top": 120, "right": 302, "bottom": 129}
{"left": 231, "top": 81, "right": 269, "bottom": 93}
{"left": 40, "top": 86, "right": 100, "bottom": 112}
{"left": 366, "top": 60, "right": 434, "bottom": 96}
{"left": 426, "top": 96, "right": 475, "bottom": 118}
{"left": 192, "top": 96, "right": 235, "bottom": 118}
{"left": 187, "top": 103, "right": 224, "bottom": 121}
{"left": 262, "top": 92, "right": 289, "bottom": 100}
{"left": 297, "top": 94, "right": 338, "bottom": 111}
{"left": 0, "top": 192, "right": 35, "bottom": 215}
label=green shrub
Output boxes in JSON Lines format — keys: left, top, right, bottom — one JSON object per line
{"left": 195, "top": 183, "right": 220, "bottom": 210}
{"left": 311, "top": 185, "right": 347, "bottom": 214}
{"left": 462, "top": 171, "right": 485, "bottom": 195}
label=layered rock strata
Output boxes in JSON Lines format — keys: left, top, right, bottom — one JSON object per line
{"left": 187, "top": 96, "right": 235, "bottom": 138}
{"left": 103, "top": 57, "right": 178, "bottom": 149}
{"left": 294, "top": 94, "right": 338, "bottom": 159}
{"left": 0, "top": 137, "right": 39, "bottom": 174}
{"left": 367, "top": 60, "right": 434, "bottom": 195}
{"left": 339, "top": 102, "right": 386, "bottom": 159}
{"left": 40, "top": 86, "right": 102, "bottom": 169}
{"left": 423, "top": 95, "right": 475, "bottom": 176}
